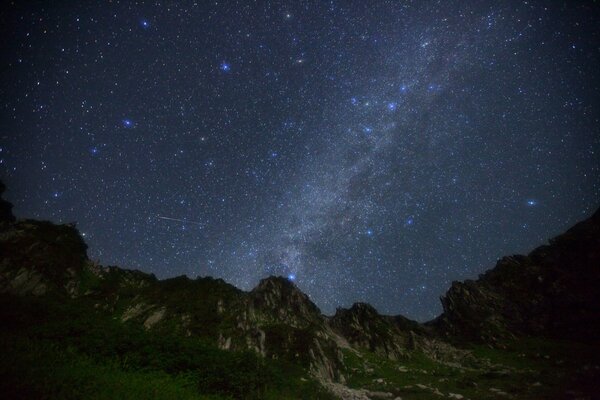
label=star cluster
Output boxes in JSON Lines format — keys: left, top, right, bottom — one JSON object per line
{"left": 1, "top": 1, "right": 599, "bottom": 320}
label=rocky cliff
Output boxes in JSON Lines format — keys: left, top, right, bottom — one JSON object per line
{"left": 433, "top": 209, "right": 600, "bottom": 344}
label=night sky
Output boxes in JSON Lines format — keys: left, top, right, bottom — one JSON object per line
{"left": 1, "top": 1, "right": 599, "bottom": 321}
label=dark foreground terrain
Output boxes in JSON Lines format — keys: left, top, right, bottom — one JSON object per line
{"left": 1, "top": 181, "right": 599, "bottom": 399}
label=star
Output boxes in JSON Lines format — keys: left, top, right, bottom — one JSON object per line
{"left": 122, "top": 119, "right": 134, "bottom": 128}
{"left": 220, "top": 62, "right": 231, "bottom": 72}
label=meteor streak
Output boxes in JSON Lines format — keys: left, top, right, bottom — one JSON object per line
{"left": 157, "top": 216, "right": 204, "bottom": 226}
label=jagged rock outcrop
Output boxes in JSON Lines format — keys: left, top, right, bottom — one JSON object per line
{"left": 329, "top": 303, "right": 472, "bottom": 367}
{"left": 329, "top": 303, "right": 413, "bottom": 360}
{"left": 433, "top": 208, "right": 600, "bottom": 343}
{"left": 0, "top": 219, "right": 88, "bottom": 297}
{"left": 248, "top": 276, "right": 323, "bottom": 327}
{"left": 240, "top": 277, "right": 347, "bottom": 381}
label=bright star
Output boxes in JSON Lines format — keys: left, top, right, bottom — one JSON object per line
{"left": 387, "top": 102, "right": 397, "bottom": 111}
{"left": 527, "top": 199, "right": 537, "bottom": 206}
{"left": 287, "top": 273, "right": 296, "bottom": 281}
{"left": 141, "top": 20, "right": 150, "bottom": 28}
{"left": 122, "top": 119, "right": 133, "bottom": 128}
{"left": 220, "top": 62, "right": 231, "bottom": 72}
{"left": 366, "top": 229, "right": 374, "bottom": 236}
{"left": 363, "top": 126, "right": 373, "bottom": 134}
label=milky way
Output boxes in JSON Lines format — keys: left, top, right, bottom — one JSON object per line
{"left": 2, "top": 1, "right": 599, "bottom": 320}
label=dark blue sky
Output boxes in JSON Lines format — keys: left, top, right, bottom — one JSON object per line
{"left": 1, "top": 1, "right": 599, "bottom": 320}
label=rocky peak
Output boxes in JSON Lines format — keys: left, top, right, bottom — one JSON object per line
{"left": 341, "top": 302, "right": 379, "bottom": 317}
{"left": 249, "top": 276, "right": 322, "bottom": 326}
{"left": 254, "top": 275, "right": 297, "bottom": 292}
{"left": 330, "top": 302, "right": 414, "bottom": 360}
{"left": 0, "top": 219, "right": 88, "bottom": 297}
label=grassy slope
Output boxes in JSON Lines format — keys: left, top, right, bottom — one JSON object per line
{"left": 2, "top": 288, "right": 599, "bottom": 399}
{"left": 342, "top": 338, "right": 600, "bottom": 399}
{"left": 1, "top": 294, "right": 599, "bottom": 399}
{"left": 0, "top": 293, "right": 335, "bottom": 400}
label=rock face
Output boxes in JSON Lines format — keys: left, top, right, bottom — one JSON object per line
{"left": 0, "top": 219, "right": 88, "bottom": 297}
{"left": 249, "top": 276, "right": 322, "bottom": 327}
{"left": 330, "top": 303, "right": 414, "bottom": 360}
{"left": 242, "top": 277, "right": 347, "bottom": 381}
{"left": 433, "top": 208, "right": 600, "bottom": 343}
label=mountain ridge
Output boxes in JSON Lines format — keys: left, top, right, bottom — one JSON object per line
{"left": 1, "top": 182, "right": 599, "bottom": 399}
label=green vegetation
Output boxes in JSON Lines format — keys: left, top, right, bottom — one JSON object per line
{"left": 0, "top": 341, "right": 208, "bottom": 400}
{"left": 144, "top": 275, "right": 243, "bottom": 339}
{"left": 0, "top": 293, "right": 334, "bottom": 400}
{"left": 1, "top": 287, "right": 598, "bottom": 399}
{"left": 341, "top": 338, "right": 600, "bottom": 399}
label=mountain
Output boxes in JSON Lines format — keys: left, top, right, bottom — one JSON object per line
{"left": 1, "top": 182, "right": 599, "bottom": 399}
{"left": 433, "top": 208, "right": 600, "bottom": 344}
